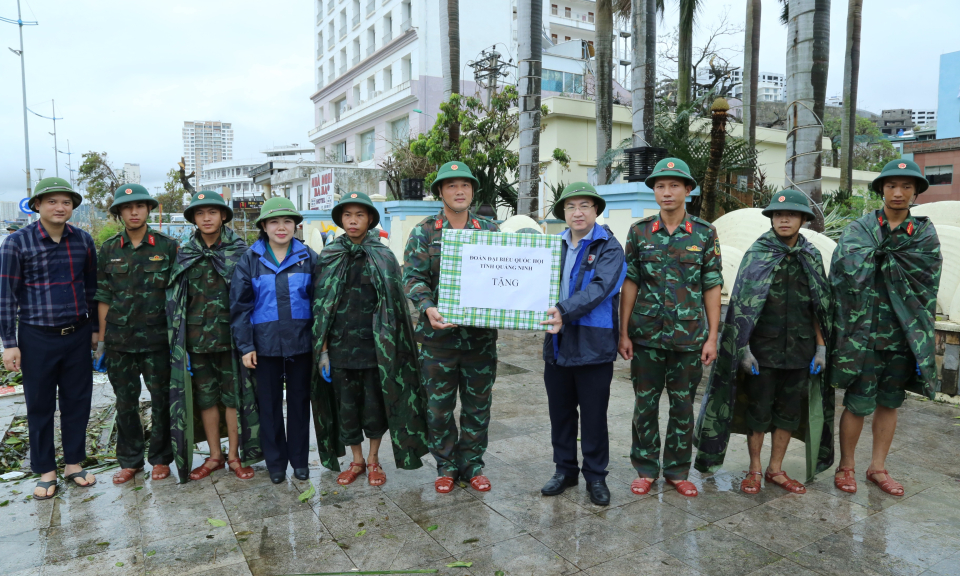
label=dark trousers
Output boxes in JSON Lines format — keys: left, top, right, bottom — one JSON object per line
{"left": 744, "top": 367, "right": 807, "bottom": 433}
{"left": 255, "top": 354, "right": 312, "bottom": 473}
{"left": 19, "top": 323, "right": 94, "bottom": 473}
{"left": 544, "top": 361, "right": 612, "bottom": 482}
{"left": 331, "top": 367, "right": 388, "bottom": 446}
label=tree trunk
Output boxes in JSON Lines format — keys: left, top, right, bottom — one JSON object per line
{"left": 596, "top": 0, "right": 613, "bottom": 184}
{"left": 785, "top": 0, "right": 830, "bottom": 232}
{"left": 700, "top": 98, "right": 730, "bottom": 222}
{"left": 743, "top": 0, "right": 760, "bottom": 192}
{"left": 632, "top": 0, "right": 657, "bottom": 146}
{"left": 517, "top": 0, "right": 543, "bottom": 218}
{"left": 440, "top": 0, "right": 460, "bottom": 145}
{"left": 677, "top": 0, "right": 696, "bottom": 108}
{"left": 840, "top": 0, "right": 862, "bottom": 193}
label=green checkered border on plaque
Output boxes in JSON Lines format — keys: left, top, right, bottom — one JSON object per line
{"left": 438, "top": 229, "right": 562, "bottom": 330}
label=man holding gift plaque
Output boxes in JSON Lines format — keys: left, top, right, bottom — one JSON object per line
{"left": 403, "top": 161, "right": 500, "bottom": 495}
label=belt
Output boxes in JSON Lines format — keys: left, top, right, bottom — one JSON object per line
{"left": 26, "top": 317, "right": 89, "bottom": 336}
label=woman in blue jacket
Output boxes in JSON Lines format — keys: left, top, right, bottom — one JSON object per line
{"left": 540, "top": 183, "right": 626, "bottom": 507}
{"left": 231, "top": 197, "right": 319, "bottom": 484}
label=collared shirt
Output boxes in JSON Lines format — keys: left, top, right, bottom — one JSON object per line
{"left": 560, "top": 227, "right": 594, "bottom": 300}
{"left": 0, "top": 220, "right": 98, "bottom": 348}
{"left": 872, "top": 210, "right": 914, "bottom": 350}
{"left": 624, "top": 211, "right": 723, "bottom": 352}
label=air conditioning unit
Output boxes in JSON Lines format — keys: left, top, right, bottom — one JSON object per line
{"left": 373, "top": 90, "right": 382, "bottom": 97}
{"left": 343, "top": 155, "right": 355, "bottom": 163}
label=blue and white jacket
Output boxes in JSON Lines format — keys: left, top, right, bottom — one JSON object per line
{"left": 230, "top": 238, "right": 318, "bottom": 358}
{"left": 542, "top": 223, "right": 626, "bottom": 367}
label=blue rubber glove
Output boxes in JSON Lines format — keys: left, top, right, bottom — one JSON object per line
{"left": 915, "top": 362, "right": 921, "bottom": 376}
{"left": 810, "top": 345, "right": 826, "bottom": 375}
{"left": 186, "top": 353, "right": 193, "bottom": 376}
{"left": 740, "top": 345, "right": 759, "bottom": 376}
{"left": 319, "top": 350, "right": 331, "bottom": 382}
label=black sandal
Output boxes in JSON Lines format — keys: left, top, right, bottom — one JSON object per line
{"left": 34, "top": 479, "right": 58, "bottom": 500}
{"left": 64, "top": 468, "right": 96, "bottom": 487}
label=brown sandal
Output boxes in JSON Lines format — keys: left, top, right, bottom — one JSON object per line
{"left": 151, "top": 464, "right": 171, "bottom": 480}
{"left": 834, "top": 466, "right": 857, "bottom": 493}
{"left": 667, "top": 479, "right": 698, "bottom": 497}
{"left": 469, "top": 475, "right": 491, "bottom": 492}
{"left": 189, "top": 456, "right": 225, "bottom": 481}
{"left": 368, "top": 463, "right": 386, "bottom": 486}
{"left": 112, "top": 467, "right": 143, "bottom": 485}
{"left": 866, "top": 469, "right": 904, "bottom": 496}
{"left": 765, "top": 470, "right": 806, "bottom": 494}
{"left": 741, "top": 471, "right": 762, "bottom": 494}
{"left": 435, "top": 476, "right": 455, "bottom": 493}
{"left": 227, "top": 458, "right": 255, "bottom": 480}
{"left": 337, "top": 462, "right": 366, "bottom": 485}
{"left": 631, "top": 477, "right": 654, "bottom": 495}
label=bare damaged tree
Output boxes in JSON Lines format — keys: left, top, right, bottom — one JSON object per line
{"left": 659, "top": 8, "right": 744, "bottom": 107}
{"left": 177, "top": 157, "right": 196, "bottom": 194}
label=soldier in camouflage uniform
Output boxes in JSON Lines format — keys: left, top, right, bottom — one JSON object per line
{"left": 831, "top": 159, "right": 942, "bottom": 496}
{"left": 313, "top": 192, "right": 429, "bottom": 487}
{"left": 618, "top": 158, "right": 723, "bottom": 498}
{"left": 5, "top": 223, "right": 21, "bottom": 233}
{"left": 403, "top": 161, "right": 500, "bottom": 494}
{"left": 95, "top": 184, "right": 179, "bottom": 484}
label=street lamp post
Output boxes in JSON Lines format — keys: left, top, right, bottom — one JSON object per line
{"left": 30, "top": 101, "right": 63, "bottom": 178}
{"left": 1, "top": 0, "right": 39, "bottom": 198}
{"left": 58, "top": 139, "right": 75, "bottom": 187}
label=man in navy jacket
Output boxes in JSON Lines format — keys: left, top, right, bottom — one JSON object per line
{"left": 540, "top": 182, "right": 626, "bottom": 506}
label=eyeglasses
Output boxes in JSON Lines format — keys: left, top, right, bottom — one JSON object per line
{"left": 563, "top": 203, "right": 595, "bottom": 213}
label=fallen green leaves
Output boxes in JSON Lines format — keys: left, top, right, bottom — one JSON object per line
{"left": 445, "top": 561, "right": 473, "bottom": 567}
{"left": 298, "top": 484, "right": 316, "bottom": 503}
{"left": 425, "top": 524, "right": 438, "bottom": 532}
{"left": 207, "top": 518, "right": 227, "bottom": 528}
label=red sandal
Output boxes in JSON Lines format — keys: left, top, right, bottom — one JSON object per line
{"left": 337, "top": 462, "right": 366, "bottom": 485}
{"left": 469, "top": 475, "right": 491, "bottom": 492}
{"left": 765, "top": 470, "right": 805, "bottom": 494}
{"left": 112, "top": 467, "right": 142, "bottom": 485}
{"left": 151, "top": 464, "right": 171, "bottom": 480}
{"left": 667, "top": 479, "right": 698, "bottom": 497}
{"left": 631, "top": 477, "right": 654, "bottom": 495}
{"left": 189, "top": 456, "right": 225, "bottom": 481}
{"left": 368, "top": 463, "right": 386, "bottom": 486}
{"left": 866, "top": 469, "right": 904, "bottom": 496}
{"left": 435, "top": 476, "right": 455, "bottom": 493}
{"left": 227, "top": 458, "right": 255, "bottom": 480}
{"left": 834, "top": 466, "right": 857, "bottom": 494}
{"left": 741, "top": 471, "right": 762, "bottom": 494}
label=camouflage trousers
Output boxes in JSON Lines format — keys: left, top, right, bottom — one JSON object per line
{"left": 331, "top": 367, "right": 388, "bottom": 447}
{"left": 420, "top": 343, "right": 497, "bottom": 479}
{"left": 105, "top": 348, "right": 173, "bottom": 469}
{"left": 842, "top": 349, "right": 913, "bottom": 416}
{"left": 630, "top": 345, "right": 703, "bottom": 481}
{"left": 744, "top": 367, "right": 806, "bottom": 433}
{"left": 190, "top": 351, "right": 238, "bottom": 410}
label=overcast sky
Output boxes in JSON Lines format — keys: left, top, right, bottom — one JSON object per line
{"left": 1, "top": 0, "right": 958, "bottom": 203}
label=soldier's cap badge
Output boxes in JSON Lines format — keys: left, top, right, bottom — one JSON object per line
{"left": 124, "top": 188, "right": 132, "bottom": 194}
{"left": 898, "top": 163, "right": 907, "bottom": 169}
{"left": 778, "top": 195, "right": 786, "bottom": 202}
{"left": 350, "top": 193, "right": 357, "bottom": 198}
{"left": 686, "top": 245, "right": 702, "bottom": 252}
{"left": 148, "top": 255, "right": 165, "bottom": 261}
{"left": 451, "top": 164, "right": 459, "bottom": 170}
{"left": 198, "top": 194, "right": 205, "bottom": 199}
{"left": 667, "top": 162, "right": 675, "bottom": 169}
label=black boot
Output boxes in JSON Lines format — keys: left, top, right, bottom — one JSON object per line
{"left": 586, "top": 479, "right": 610, "bottom": 506}
{"left": 293, "top": 468, "right": 309, "bottom": 481}
{"left": 541, "top": 473, "right": 578, "bottom": 496}
{"left": 270, "top": 471, "right": 285, "bottom": 484}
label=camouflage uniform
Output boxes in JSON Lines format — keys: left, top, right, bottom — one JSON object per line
{"left": 185, "top": 247, "right": 237, "bottom": 409}
{"left": 746, "top": 254, "right": 816, "bottom": 432}
{"left": 329, "top": 254, "right": 388, "bottom": 445}
{"left": 403, "top": 210, "right": 500, "bottom": 479}
{"left": 624, "top": 212, "right": 722, "bottom": 480}
{"left": 95, "top": 227, "right": 178, "bottom": 469}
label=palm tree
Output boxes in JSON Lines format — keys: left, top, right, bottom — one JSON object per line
{"left": 743, "top": 0, "right": 760, "bottom": 191}
{"left": 516, "top": 0, "right": 542, "bottom": 217}
{"left": 785, "top": 0, "right": 831, "bottom": 231}
{"left": 595, "top": 0, "right": 614, "bottom": 184}
{"left": 631, "top": 0, "right": 660, "bottom": 145}
{"left": 440, "top": 0, "right": 460, "bottom": 145}
{"left": 840, "top": 0, "right": 863, "bottom": 193}
{"left": 677, "top": 0, "right": 704, "bottom": 108}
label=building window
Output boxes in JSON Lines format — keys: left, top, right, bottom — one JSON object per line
{"left": 588, "top": 11, "right": 594, "bottom": 23}
{"left": 401, "top": 56, "right": 412, "bottom": 82}
{"left": 384, "top": 66, "right": 393, "bottom": 90}
{"left": 564, "top": 6, "right": 571, "bottom": 17}
{"left": 367, "top": 76, "right": 376, "bottom": 97}
{"left": 334, "top": 141, "right": 347, "bottom": 162}
{"left": 551, "top": 4, "right": 558, "bottom": 15}
{"left": 551, "top": 34, "right": 558, "bottom": 43}
{"left": 565, "top": 36, "right": 571, "bottom": 41}
{"left": 353, "top": 84, "right": 361, "bottom": 104}
{"left": 541, "top": 69, "right": 583, "bottom": 93}
{"left": 297, "top": 184, "right": 304, "bottom": 211}
{"left": 359, "top": 129, "right": 375, "bottom": 162}
{"left": 926, "top": 165, "right": 953, "bottom": 186}
{"left": 391, "top": 116, "right": 410, "bottom": 143}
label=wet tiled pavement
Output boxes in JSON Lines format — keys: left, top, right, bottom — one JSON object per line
{"left": 2, "top": 330, "right": 960, "bottom": 575}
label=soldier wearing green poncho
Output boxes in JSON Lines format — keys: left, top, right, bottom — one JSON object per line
{"left": 313, "top": 192, "right": 429, "bottom": 486}
{"left": 694, "top": 190, "right": 834, "bottom": 493}
{"left": 831, "top": 159, "right": 942, "bottom": 497}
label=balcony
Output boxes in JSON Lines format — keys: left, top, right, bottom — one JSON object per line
{"left": 366, "top": 44, "right": 374, "bottom": 57}
{"left": 339, "top": 62, "right": 347, "bottom": 75}
{"left": 310, "top": 80, "right": 413, "bottom": 141}
{"left": 352, "top": 53, "right": 360, "bottom": 65}
{"left": 352, "top": 13, "right": 360, "bottom": 27}
{"left": 401, "top": 18, "right": 411, "bottom": 32}
{"left": 327, "top": 2, "right": 334, "bottom": 13}
{"left": 366, "top": 0, "right": 374, "bottom": 15}
{"left": 328, "top": 39, "right": 335, "bottom": 50}
{"left": 382, "top": 30, "right": 393, "bottom": 44}
{"left": 317, "top": 13, "right": 323, "bottom": 25}
{"left": 327, "top": 72, "right": 335, "bottom": 85}
{"left": 339, "top": 28, "right": 347, "bottom": 41}
{"left": 317, "top": 45, "right": 324, "bottom": 58}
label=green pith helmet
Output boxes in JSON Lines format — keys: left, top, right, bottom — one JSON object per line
{"left": 109, "top": 183, "right": 158, "bottom": 215}
{"left": 332, "top": 191, "right": 381, "bottom": 229}
{"left": 254, "top": 196, "right": 302, "bottom": 229}
{"left": 183, "top": 190, "right": 234, "bottom": 224}
{"left": 30, "top": 177, "right": 83, "bottom": 211}
{"left": 552, "top": 181, "right": 606, "bottom": 220}
{"left": 431, "top": 160, "right": 480, "bottom": 197}
{"left": 644, "top": 157, "right": 698, "bottom": 190}
{"left": 6, "top": 223, "right": 21, "bottom": 232}
{"left": 762, "top": 188, "right": 816, "bottom": 221}
{"left": 871, "top": 159, "right": 929, "bottom": 195}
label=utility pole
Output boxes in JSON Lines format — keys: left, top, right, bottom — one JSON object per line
{"left": 1, "top": 1, "right": 38, "bottom": 197}
{"left": 58, "top": 139, "right": 75, "bottom": 187}
{"left": 30, "top": 101, "right": 62, "bottom": 178}
{"left": 467, "top": 46, "right": 514, "bottom": 104}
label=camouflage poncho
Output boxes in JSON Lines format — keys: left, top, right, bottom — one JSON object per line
{"left": 694, "top": 230, "right": 834, "bottom": 482}
{"left": 829, "top": 210, "right": 942, "bottom": 398}
{"left": 312, "top": 233, "right": 429, "bottom": 471}
{"left": 167, "top": 228, "right": 261, "bottom": 483}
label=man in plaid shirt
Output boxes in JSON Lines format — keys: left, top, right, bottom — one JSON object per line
{"left": 0, "top": 178, "right": 100, "bottom": 499}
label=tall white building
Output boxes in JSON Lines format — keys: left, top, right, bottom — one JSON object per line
{"left": 118, "top": 163, "right": 140, "bottom": 184}
{"left": 182, "top": 121, "right": 234, "bottom": 187}
{"left": 912, "top": 109, "right": 937, "bottom": 126}
{"left": 309, "top": 0, "right": 630, "bottom": 169}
